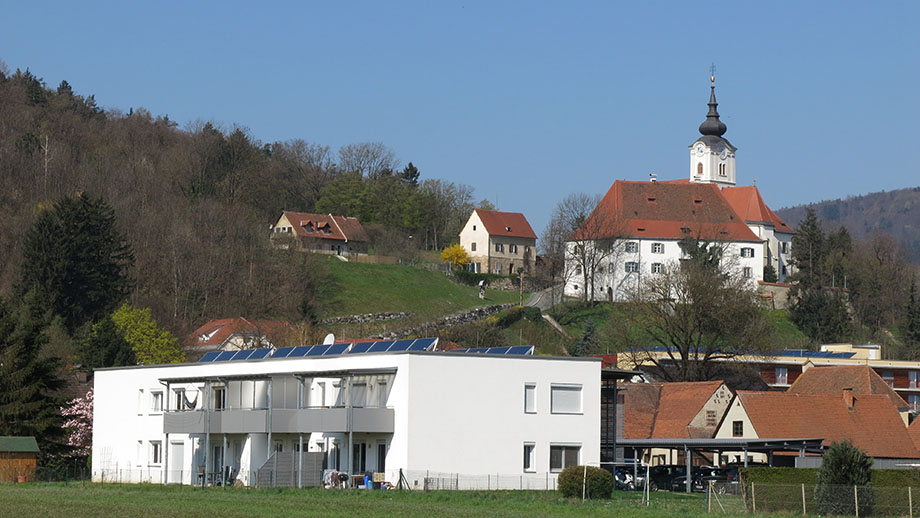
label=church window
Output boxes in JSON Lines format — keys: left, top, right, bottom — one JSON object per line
{"left": 625, "top": 262, "right": 639, "bottom": 273}
{"left": 697, "top": 163, "right": 703, "bottom": 176}
{"left": 625, "top": 242, "right": 638, "bottom": 253}
{"left": 651, "top": 242, "right": 664, "bottom": 254}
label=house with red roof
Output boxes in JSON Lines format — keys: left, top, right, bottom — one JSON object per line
{"left": 715, "top": 390, "right": 920, "bottom": 466}
{"left": 459, "top": 209, "right": 537, "bottom": 274}
{"left": 184, "top": 318, "right": 298, "bottom": 355}
{"left": 787, "top": 364, "right": 911, "bottom": 423}
{"left": 565, "top": 76, "right": 793, "bottom": 301}
{"left": 271, "top": 211, "right": 370, "bottom": 255}
{"left": 621, "top": 381, "right": 733, "bottom": 465}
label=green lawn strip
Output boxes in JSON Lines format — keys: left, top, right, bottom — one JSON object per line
{"left": 0, "top": 483, "right": 773, "bottom": 518}
{"left": 320, "top": 258, "right": 521, "bottom": 320}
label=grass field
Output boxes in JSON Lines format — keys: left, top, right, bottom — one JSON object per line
{"left": 0, "top": 483, "right": 758, "bottom": 518}
{"left": 319, "top": 259, "right": 522, "bottom": 320}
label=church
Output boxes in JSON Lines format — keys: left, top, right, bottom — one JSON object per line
{"left": 564, "top": 76, "right": 794, "bottom": 301}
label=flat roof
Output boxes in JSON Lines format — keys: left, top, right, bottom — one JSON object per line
{"left": 160, "top": 367, "right": 399, "bottom": 384}
{"left": 617, "top": 437, "right": 825, "bottom": 453}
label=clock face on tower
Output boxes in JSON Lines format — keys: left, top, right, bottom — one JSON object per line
{"left": 695, "top": 144, "right": 705, "bottom": 157}
{"left": 719, "top": 148, "right": 728, "bottom": 160}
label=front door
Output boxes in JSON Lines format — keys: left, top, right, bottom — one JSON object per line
{"left": 169, "top": 442, "right": 184, "bottom": 484}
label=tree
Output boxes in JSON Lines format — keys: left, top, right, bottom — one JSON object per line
{"left": 611, "top": 257, "right": 772, "bottom": 382}
{"left": 17, "top": 193, "right": 134, "bottom": 333}
{"left": 790, "top": 288, "right": 852, "bottom": 344}
{"left": 903, "top": 279, "right": 920, "bottom": 356}
{"left": 763, "top": 264, "right": 779, "bottom": 283}
{"left": 338, "top": 142, "right": 397, "bottom": 179}
{"left": 61, "top": 389, "right": 93, "bottom": 457}
{"left": 111, "top": 303, "right": 185, "bottom": 365}
{"left": 400, "top": 162, "right": 420, "bottom": 186}
{"left": 847, "top": 233, "right": 909, "bottom": 333}
{"left": 815, "top": 440, "right": 873, "bottom": 516}
{"left": 441, "top": 244, "right": 471, "bottom": 270}
{"left": 790, "top": 208, "right": 826, "bottom": 289}
{"left": 81, "top": 315, "right": 135, "bottom": 371}
{"left": 554, "top": 193, "right": 625, "bottom": 301}
{"left": 0, "top": 295, "right": 65, "bottom": 456}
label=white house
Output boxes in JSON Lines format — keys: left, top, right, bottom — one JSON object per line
{"left": 564, "top": 76, "right": 794, "bottom": 301}
{"left": 91, "top": 341, "right": 601, "bottom": 489}
{"left": 459, "top": 209, "right": 537, "bottom": 275}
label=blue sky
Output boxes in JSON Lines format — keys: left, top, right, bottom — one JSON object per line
{"left": 3, "top": 1, "right": 917, "bottom": 234}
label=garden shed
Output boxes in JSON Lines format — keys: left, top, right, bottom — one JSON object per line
{"left": 0, "top": 436, "right": 40, "bottom": 482}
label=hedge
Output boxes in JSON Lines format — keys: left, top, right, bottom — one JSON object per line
{"left": 557, "top": 465, "right": 613, "bottom": 499}
{"left": 742, "top": 466, "right": 920, "bottom": 487}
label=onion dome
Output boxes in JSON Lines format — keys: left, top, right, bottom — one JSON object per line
{"left": 698, "top": 75, "right": 727, "bottom": 137}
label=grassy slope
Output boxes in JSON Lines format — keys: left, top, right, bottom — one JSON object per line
{"left": 2, "top": 483, "right": 754, "bottom": 518}
{"left": 318, "top": 258, "right": 521, "bottom": 320}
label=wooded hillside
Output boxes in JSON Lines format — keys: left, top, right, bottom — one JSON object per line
{"left": 0, "top": 67, "right": 488, "bottom": 337}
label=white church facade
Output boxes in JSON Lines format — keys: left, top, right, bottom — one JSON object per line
{"left": 564, "top": 76, "right": 794, "bottom": 301}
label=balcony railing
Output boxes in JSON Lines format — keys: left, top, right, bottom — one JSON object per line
{"left": 163, "top": 406, "right": 394, "bottom": 435}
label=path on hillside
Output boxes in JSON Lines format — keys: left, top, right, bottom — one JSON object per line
{"left": 524, "top": 285, "right": 564, "bottom": 310}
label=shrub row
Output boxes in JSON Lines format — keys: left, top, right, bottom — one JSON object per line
{"left": 742, "top": 467, "right": 920, "bottom": 487}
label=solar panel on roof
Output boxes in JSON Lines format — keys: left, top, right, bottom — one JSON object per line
{"left": 325, "top": 343, "right": 349, "bottom": 356}
{"left": 249, "top": 348, "right": 272, "bottom": 359}
{"left": 507, "top": 346, "right": 534, "bottom": 355}
{"left": 368, "top": 341, "right": 394, "bottom": 353}
{"left": 273, "top": 346, "right": 295, "bottom": 358}
{"left": 214, "top": 351, "right": 236, "bottom": 361}
{"left": 231, "top": 350, "right": 254, "bottom": 361}
{"left": 489, "top": 347, "right": 511, "bottom": 355}
{"left": 412, "top": 337, "right": 437, "bottom": 350}
{"left": 388, "top": 339, "right": 414, "bottom": 352}
{"left": 198, "top": 351, "right": 220, "bottom": 362}
{"left": 307, "top": 345, "right": 330, "bottom": 356}
{"left": 287, "top": 346, "right": 310, "bottom": 358}
{"left": 349, "top": 342, "right": 374, "bottom": 354}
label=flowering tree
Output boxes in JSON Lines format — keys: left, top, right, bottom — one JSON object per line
{"left": 61, "top": 389, "right": 93, "bottom": 456}
{"left": 441, "top": 244, "right": 471, "bottom": 270}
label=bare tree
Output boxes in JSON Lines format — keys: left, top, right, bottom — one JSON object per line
{"left": 274, "top": 139, "right": 336, "bottom": 210}
{"left": 338, "top": 142, "right": 398, "bottom": 179}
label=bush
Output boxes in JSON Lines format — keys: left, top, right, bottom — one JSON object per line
{"left": 815, "top": 441, "right": 873, "bottom": 516}
{"left": 557, "top": 465, "right": 613, "bottom": 499}
{"left": 453, "top": 270, "right": 506, "bottom": 287}
{"left": 495, "top": 306, "right": 524, "bottom": 327}
{"left": 521, "top": 305, "right": 542, "bottom": 322}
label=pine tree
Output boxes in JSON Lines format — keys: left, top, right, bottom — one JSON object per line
{"left": 0, "top": 295, "right": 65, "bottom": 456}
{"left": 81, "top": 315, "right": 135, "bottom": 371}
{"left": 815, "top": 440, "right": 873, "bottom": 516}
{"left": 905, "top": 279, "right": 920, "bottom": 348}
{"left": 791, "top": 208, "right": 826, "bottom": 289}
{"left": 18, "top": 193, "right": 134, "bottom": 333}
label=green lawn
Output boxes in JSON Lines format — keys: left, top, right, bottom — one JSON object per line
{"left": 319, "top": 258, "right": 521, "bottom": 320}
{"left": 0, "top": 483, "right": 759, "bottom": 518}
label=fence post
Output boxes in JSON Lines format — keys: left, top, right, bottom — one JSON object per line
{"left": 802, "top": 483, "right": 806, "bottom": 515}
{"left": 855, "top": 485, "right": 859, "bottom": 518}
{"left": 910, "top": 486, "right": 913, "bottom": 518}
{"left": 752, "top": 483, "right": 756, "bottom": 513}
{"left": 488, "top": 474, "right": 490, "bottom": 490}
{"left": 520, "top": 475, "right": 522, "bottom": 490}
{"left": 582, "top": 465, "right": 588, "bottom": 501}
{"left": 707, "top": 481, "right": 711, "bottom": 513}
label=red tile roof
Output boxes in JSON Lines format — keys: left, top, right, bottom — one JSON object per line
{"left": 278, "top": 211, "right": 370, "bottom": 242}
{"left": 569, "top": 181, "right": 761, "bottom": 242}
{"left": 721, "top": 186, "right": 794, "bottom": 233}
{"left": 736, "top": 391, "right": 918, "bottom": 459}
{"left": 185, "top": 318, "right": 296, "bottom": 349}
{"left": 788, "top": 365, "right": 909, "bottom": 412}
{"left": 907, "top": 418, "right": 920, "bottom": 453}
{"left": 622, "top": 381, "right": 726, "bottom": 439}
{"left": 474, "top": 209, "right": 537, "bottom": 240}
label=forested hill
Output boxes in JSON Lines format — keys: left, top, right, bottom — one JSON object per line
{"left": 0, "top": 67, "right": 489, "bottom": 336}
{"left": 776, "top": 187, "right": 920, "bottom": 261}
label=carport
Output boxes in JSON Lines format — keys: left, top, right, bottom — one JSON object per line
{"left": 617, "top": 438, "right": 825, "bottom": 493}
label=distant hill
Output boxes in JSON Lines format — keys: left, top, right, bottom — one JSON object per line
{"left": 775, "top": 187, "right": 920, "bottom": 261}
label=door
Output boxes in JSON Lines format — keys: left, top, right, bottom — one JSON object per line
{"left": 377, "top": 442, "right": 387, "bottom": 473}
{"left": 169, "top": 442, "right": 184, "bottom": 484}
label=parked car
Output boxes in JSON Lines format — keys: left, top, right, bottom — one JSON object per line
{"left": 647, "top": 465, "right": 686, "bottom": 492}
{"left": 669, "top": 467, "right": 729, "bottom": 492}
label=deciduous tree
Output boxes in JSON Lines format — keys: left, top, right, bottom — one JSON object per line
{"left": 111, "top": 303, "right": 185, "bottom": 365}
{"left": 441, "top": 244, "right": 471, "bottom": 270}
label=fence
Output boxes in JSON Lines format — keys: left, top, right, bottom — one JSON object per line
{"left": 704, "top": 483, "right": 920, "bottom": 516}
{"left": 401, "top": 470, "right": 559, "bottom": 491}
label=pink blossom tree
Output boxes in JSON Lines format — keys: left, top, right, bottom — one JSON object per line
{"left": 61, "top": 389, "right": 93, "bottom": 456}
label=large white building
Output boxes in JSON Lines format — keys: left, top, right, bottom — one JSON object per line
{"left": 91, "top": 340, "right": 602, "bottom": 488}
{"left": 564, "top": 76, "right": 794, "bottom": 301}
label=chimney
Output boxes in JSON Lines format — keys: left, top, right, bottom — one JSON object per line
{"left": 843, "top": 387, "right": 855, "bottom": 410}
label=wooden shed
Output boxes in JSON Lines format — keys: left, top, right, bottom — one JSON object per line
{"left": 0, "top": 436, "right": 40, "bottom": 482}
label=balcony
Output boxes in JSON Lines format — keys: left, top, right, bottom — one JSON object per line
{"left": 163, "top": 407, "right": 394, "bottom": 435}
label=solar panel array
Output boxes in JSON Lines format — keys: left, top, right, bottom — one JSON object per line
{"left": 453, "top": 346, "right": 534, "bottom": 355}
{"left": 197, "top": 337, "right": 439, "bottom": 363}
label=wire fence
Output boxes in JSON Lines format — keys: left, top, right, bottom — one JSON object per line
{"left": 401, "top": 470, "right": 560, "bottom": 491}
{"left": 704, "top": 483, "right": 920, "bottom": 516}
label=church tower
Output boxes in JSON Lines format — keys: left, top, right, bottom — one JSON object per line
{"left": 689, "top": 75, "right": 737, "bottom": 187}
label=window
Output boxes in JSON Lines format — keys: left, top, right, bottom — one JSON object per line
{"left": 524, "top": 384, "right": 536, "bottom": 413}
{"left": 910, "top": 371, "right": 919, "bottom": 389}
{"left": 651, "top": 242, "right": 664, "bottom": 254}
{"left": 775, "top": 367, "right": 788, "bottom": 385}
{"left": 471, "top": 242, "right": 476, "bottom": 252}
{"left": 743, "top": 267, "right": 752, "bottom": 278}
{"left": 910, "top": 395, "right": 920, "bottom": 412}
{"left": 495, "top": 243, "right": 504, "bottom": 253}
{"left": 151, "top": 391, "right": 163, "bottom": 413}
{"left": 625, "top": 242, "right": 638, "bottom": 253}
{"left": 575, "top": 265, "right": 583, "bottom": 276}
{"left": 150, "top": 441, "right": 162, "bottom": 465}
{"left": 651, "top": 263, "right": 663, "bottom": 274}
{"left": 719, "top": 163, "right": 726, "bottom": 176}
{"left": 509, "top": 244, "right": 518, "bottom": 254}
{"left": 625, "top": 262, "right": 639, "bottom": 273}
{"left": 494, "top": 263, "right": 502, "bottom": 274}
{"left": 213, "top": 386, "right": 226, "bottom": 410}
{"left": 523, "top": 443, "right": 536, "bottom": 472}
{"left": 550, "top": 445, "right": 580, "bottom": 472}
{"left": 697, "top": 162, "right": 703, "bottom": 176}
{"left": 883, "top": 370, "right": 894, "bottom": 388}
{"left": 732, "top": 421, "right": 744, "bottom": 437}
{"left": 174, "top": 388, "right": 187, "bottom": 411}
{"left": 550, "top": 385, "right": 582, "bottom": 414}
{"left": 473, "top": 225, "right": 476, "bottom": 231}
{"left": 781, "top": 242, "right": 788, "bottom": 254}
{"left": 741, "top": 247, "right": 755, "bottom": 258}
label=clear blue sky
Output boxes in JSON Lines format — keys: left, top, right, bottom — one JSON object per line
{"left": 3, "top": 1, "right": 918, "bottom": 235}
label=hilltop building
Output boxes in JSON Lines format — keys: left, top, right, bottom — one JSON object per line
{"left": 271, "top": 211, "right": 370, "bottom": 255}
{"left": 459, "top": 209, "right": 537, "bottom": 274}
{"left": 564, "top": 76, "right": 794, "bottom": 301}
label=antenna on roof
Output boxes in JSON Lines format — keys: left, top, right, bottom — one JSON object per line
{"left": 323, "top": 333, "right": 335, "bottom": 345}
{"left": 649, "top": 173, "right": 657, "bottom": 183}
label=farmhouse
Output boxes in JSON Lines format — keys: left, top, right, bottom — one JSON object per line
{"left": 271, "top": 211, "right": 370, "bottom": 255}
{"left": 91, "top": 340, "right": 602, "bottom": 488}
{"left": 459, "top": 209, "right": 537, "bottom": 275}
